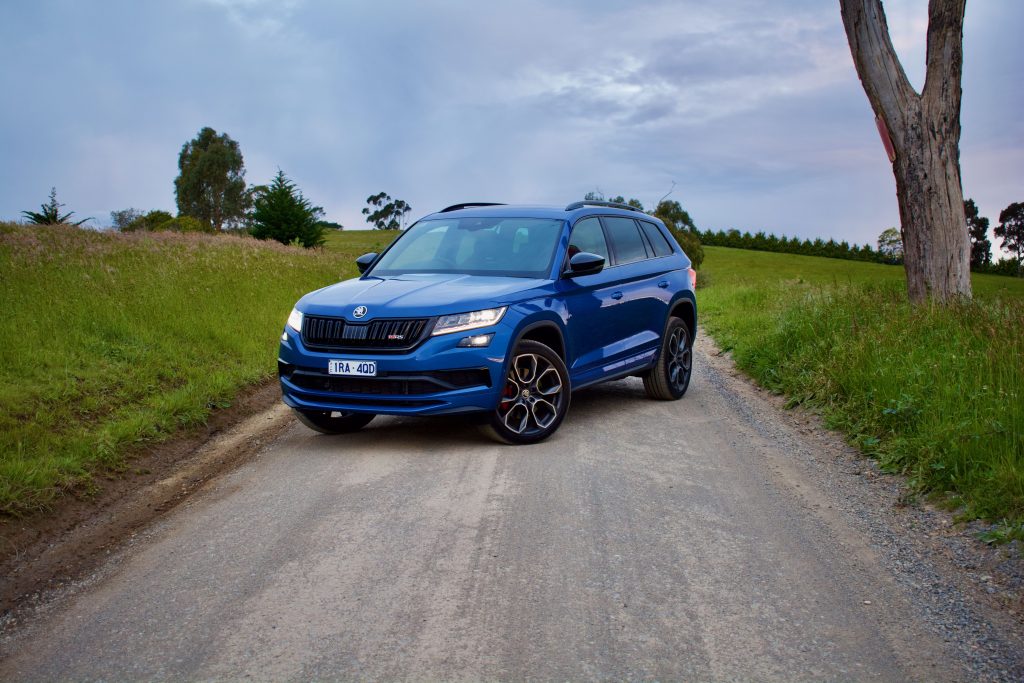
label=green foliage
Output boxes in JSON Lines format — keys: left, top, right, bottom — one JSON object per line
{"left": 250, "top": 170, "right": 326, "bottom": 248}
{"left": 699, "top": 245, "right": 1024, "bottom": 538}
{"left": 112, "top": 211, "right": 212, "bottom": 235}
{"left": 670, "top": 227, "right": 704, "bottom": 269}
{"left": 876, "top": 227, "right": 902, "bottom": 263}
{"left": 318, "top": 220, "right": 344, "bottom": 231}
{"left": 652, "top": 199, "right": 696, "bottom": 233}
{"left": 22, "top": 187, "right": 90, "bottom": 226}
{"left": 110, "top": 208, "right": 143, "bottom": 231}
{"left": 607, "top": 195, "right": 644, "bottom": 211}
{"left": 119, "top": 210, "right": 175, "bottom": 232}
{"left": 174, "top": 127, "right": 248, "bottom": 231}
{"left": 0, "top": 223, "right": 348, "bottom": 515}
{"left": 996, "top": 201, "right": 1024, "bottom": 266}
{"left": 965, "top": 199, "right": 992, "bottom": 268}
{"left": 155, "top": 216, "right": 215, "bottom": 233}
{"left": 362, "top": 191, "right": 411, "bottom": 230}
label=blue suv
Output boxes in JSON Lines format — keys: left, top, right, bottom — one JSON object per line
{"left": 278, "top": 201, "right": 697, "bottom": 444}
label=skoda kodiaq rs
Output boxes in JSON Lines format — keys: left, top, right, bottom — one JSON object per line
{"left": 278, "top": 201, "right": 697, "bottom": 444}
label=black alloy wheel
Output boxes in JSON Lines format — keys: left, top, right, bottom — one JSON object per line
{"left": 483, "top": 340, "right": 570, "bottom": 445}
{"left": 643, "top": 317, "right": 693, "bottom": 400}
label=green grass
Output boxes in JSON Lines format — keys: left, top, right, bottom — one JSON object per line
{"left": 6, "top": 226, "right": 1020, "bottom": 539}
{"left": 321, "top": 227, "right": 398, "bottom": 256}
{"left": 0, "top": 223, "right": 361, "bottom": 515}
{"left": 699, "top": 246, "right": 1024, "bottom": 538}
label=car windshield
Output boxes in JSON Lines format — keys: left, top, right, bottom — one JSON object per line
{"left": 369, "top": 217, "right": 564, "bottom": 278}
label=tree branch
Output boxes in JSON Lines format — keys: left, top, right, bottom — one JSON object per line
{"left": 922, "top": 0, "right": 965, "bottom": 106}
{"left": 839, "top": 0, "right": 918, "bottom": 146}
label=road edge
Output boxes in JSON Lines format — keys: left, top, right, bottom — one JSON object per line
{"left": 0, "top": 381, "right": 293, "bottom": 618}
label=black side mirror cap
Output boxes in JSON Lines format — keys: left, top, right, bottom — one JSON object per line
{"left": 356, "top": 252, "right": 378, "bottom": 274}
{"left": 565, "top": 251, "right": 605, "bottom": 277}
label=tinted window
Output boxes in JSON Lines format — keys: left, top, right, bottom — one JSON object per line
{"left": 639, "top": 221, "right": 673, "bottom": 257}
{"left": 567, "top": 217, "right": 609, "bottom": 262}
{"left": 371, "top": 217, "right": 563, "bottom": 278}
{"left": 602, "top": 217, "right": 647, "bottom": 264}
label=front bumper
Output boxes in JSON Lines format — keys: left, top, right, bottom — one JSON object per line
{"left": 277, "top": 322, "right": 512, "bottom": 416}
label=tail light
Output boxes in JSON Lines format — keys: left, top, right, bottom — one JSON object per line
{"left": 687, "top": 267, "right": 697, "bottom": 289}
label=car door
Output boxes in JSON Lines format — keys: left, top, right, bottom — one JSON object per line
{"left": 558, "top": 216, "right": 623, "bottom": 382}
{"left": 598, "top": 216, "right": 665, "bottom": 362}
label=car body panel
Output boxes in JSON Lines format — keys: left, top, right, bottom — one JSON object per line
{"left": 279, "top": 204, "right": 696, "bottom": 417}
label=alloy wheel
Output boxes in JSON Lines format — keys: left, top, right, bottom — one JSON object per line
{"left": 497, "top": 353, "right": 565, "bottom": 437}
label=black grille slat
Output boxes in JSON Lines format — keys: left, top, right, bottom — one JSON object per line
{"left": 302, "top": 315, "right": 430, "bottom": 351}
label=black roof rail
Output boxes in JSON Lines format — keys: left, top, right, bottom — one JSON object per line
{"left": 439, "top": 202, "right": 506, "bottom": 213}
{"left": 564, "top": 200, "right": 644, "bottom": 213}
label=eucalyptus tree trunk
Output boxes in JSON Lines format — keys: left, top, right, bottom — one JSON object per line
{"left": 840, "top": 0, "right": 971, "bottom": 303}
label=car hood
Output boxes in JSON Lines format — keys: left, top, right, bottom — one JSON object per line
{"left": 297, "top": 273, "right": 549, "bottom": 319}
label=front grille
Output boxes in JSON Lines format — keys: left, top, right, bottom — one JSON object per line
{"left": 287, "top": 368, "right": 491, "bottom": 396}
{"left": 302, "top": 315, "right": 430, "bottom": 351}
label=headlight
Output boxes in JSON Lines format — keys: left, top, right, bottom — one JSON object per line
{"left": 286, "top": 308, "right": 303, "bottom": 332}
{"left": 432, "top": 307, "right": 507, "bottom": 336}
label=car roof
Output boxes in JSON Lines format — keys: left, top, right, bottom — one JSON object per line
{"left": 418, "top": 203, "right": 658, "bottom": 223}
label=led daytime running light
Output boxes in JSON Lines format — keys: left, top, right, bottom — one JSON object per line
{"left": 432, "top": 307, "right": 507, "bottom": 336}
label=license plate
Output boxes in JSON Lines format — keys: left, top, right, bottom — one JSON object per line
{"left": 327, "top": 359, "right": 377, "bottom": 376}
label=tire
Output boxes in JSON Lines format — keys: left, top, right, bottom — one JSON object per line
{"left": 482, "top": 340, "right": 570, "bottom": 445}
{"left": 293, "top": 408, "right": 375, "bottom": 434}
{"left": 643, "top": 316, "right": 693, "bottom": 400}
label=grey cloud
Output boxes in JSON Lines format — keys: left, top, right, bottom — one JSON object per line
{"left": 0, "top": 0, "right": 1020, "bottom": 244}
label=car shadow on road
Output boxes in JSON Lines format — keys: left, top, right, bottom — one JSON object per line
{"left": 307, "top": 378, "right": 652, "bottom": 449}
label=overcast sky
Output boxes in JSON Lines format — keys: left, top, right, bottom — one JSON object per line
{"left": 1, "top": 0, "right": 1020, "bottom": 248}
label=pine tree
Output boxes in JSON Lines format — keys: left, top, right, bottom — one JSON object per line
{"left": 250, "top": 170, "right": 325, "bottom": 248}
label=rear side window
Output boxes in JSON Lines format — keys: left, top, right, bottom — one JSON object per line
{"left": 602, "top": 217, "right": 647, "bottom": 265}
{"left": 567, "top": 217, "right": 609, "bottom": 262}
{"left": 639, "top": 221, "right": 673, "bottom": 257}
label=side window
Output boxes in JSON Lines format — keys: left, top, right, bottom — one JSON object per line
{"left": 567, "top": 217, "right": 609, "bottom": 263}
{"left": 602, "top": 217, "right": 647, "bottom": 264}
{"left": 639, "top": 221, "right": 673, "bottom": 257}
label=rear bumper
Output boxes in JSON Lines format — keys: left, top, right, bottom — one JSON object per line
{"left": 277, "top": 323, "right": 511, "bottom": 416}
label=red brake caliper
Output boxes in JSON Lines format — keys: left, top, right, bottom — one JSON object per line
{"left": 500, "top": 382, "right": 516, "bottom": 408}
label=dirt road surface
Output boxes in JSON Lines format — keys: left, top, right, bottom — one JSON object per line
{"left": 1, "top": 337, "right": 1021, "bottom": 681}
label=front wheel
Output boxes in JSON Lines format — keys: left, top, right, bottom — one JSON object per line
{"left": 643, "top": 317, "right": 693, "bottom": 400}
{"left": 482, "top": 340, "right": 570, "bottom": 445}
{"left": 293, "top": 409, "right": 375, "bottom": 434}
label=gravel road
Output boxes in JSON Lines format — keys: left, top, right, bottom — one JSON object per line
{"left": 1, "top": 337, "right": 1021, "bottom": 681}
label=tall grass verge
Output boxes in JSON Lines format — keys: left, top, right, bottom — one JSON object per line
{"left": 699, "top": 247, "right": 1024, "bottom": 539}
{"left": 0, "top": 223, "right": 353, "bottom": 515}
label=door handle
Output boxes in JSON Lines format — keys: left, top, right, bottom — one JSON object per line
{"left": 611, "top": 291, "right": 623, "bottom": 300}
{"left": 658, "top": 280, "right": 669, "bottom": 288}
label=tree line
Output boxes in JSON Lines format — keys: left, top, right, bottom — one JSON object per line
{"left": 587, "top": 191, "right": 1023, "bottom": 277}
{"left": 21, "top": 126, "right": 412, "bottom": 249}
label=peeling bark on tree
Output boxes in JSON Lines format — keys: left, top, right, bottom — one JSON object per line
{"left": 840, "top": 0, "right": 971, "bottom": 303}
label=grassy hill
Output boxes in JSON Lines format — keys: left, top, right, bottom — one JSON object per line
{"left": 698, "top": 246, "right": 1023, "bottom": 539}
{"left": 0, "top": 224, "right": 356, "bottom": 515}
{"left": 3, "top": 226, "right": 1020, "bottom": 538}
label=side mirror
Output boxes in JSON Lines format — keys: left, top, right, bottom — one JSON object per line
{"left": 355, "top": 252, "right": 378, "bottom": 274}
{"left": 565, "top": 251, "right": 605, "bottom": 277}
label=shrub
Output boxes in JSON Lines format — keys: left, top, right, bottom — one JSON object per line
{"left": 155, "top": 216, "right": 215, "bottom": 233}
{"left": 670, "top": 228, "right": 705, "bottom": 269}
{"left": 121, "top": 210, "right": 174, "bottom": 232}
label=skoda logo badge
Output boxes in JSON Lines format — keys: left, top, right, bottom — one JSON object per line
{"left": 353, "top": 305, "right": 368, "bottom": 319}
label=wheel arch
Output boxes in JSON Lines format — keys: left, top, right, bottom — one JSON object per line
{"left": 668, "top": 293, "right": 697, "bottom": 344}
{"left": 513, "top": 318, "right": 566, "bottom": 360}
